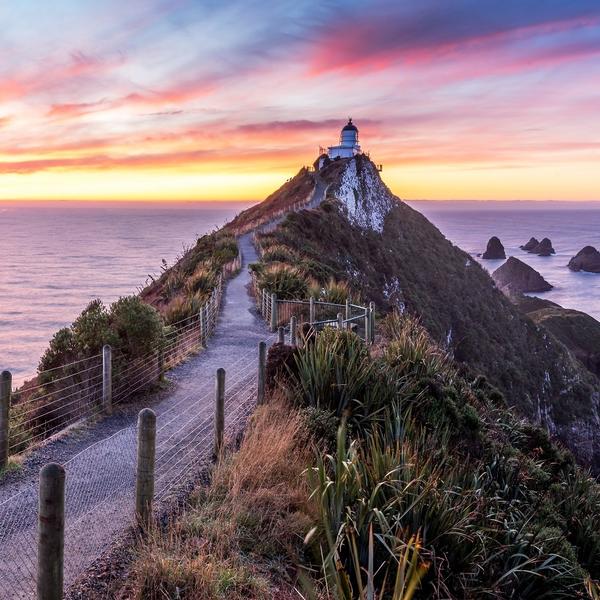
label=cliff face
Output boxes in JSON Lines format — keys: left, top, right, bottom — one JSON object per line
{"left": 267, "top": 155, "right": 600, "bottom": 469}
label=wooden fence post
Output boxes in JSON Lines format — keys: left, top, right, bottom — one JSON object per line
{"left": 337, "top": 312, "right": 344, "bottom": 330}
{"left": 257, "top": 341, "right": 266, "bottom": 405}
{"left": 309, "top": 297, "right": 315, "bottom": 324}
{"left": 270, "top": 293, "right": 278, "bottom": 332}
{"left": 277, "top": 326, "right": 285, "bottom": 344}
{"left": 136, "top": 408, "right": 156, "bottom": 530}
{"left": 369, "top": 302, "right": 376, "bottom": 343}
{"left": 102, "top": 345, "right": 112, "bottom": 415}
{"left": 290, "top": 316, "right": 297, "bottom": 347}
{"left": 38, "top": 463, "right": 65, "bottom": 600}
{"left": 345, "top": 298, "right": 351, "bottom": 329}
{"left": 0, "top": 370, "right": 10, "bottom": 470}
{"left": 214, "top": 368, "right": 225, "bottom": 459}
{"left": 365, "top": 308, "right": 371, "bottom": 345}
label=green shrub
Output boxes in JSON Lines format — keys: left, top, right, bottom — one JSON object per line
{"left": 257, "top": 264, "right": 308, "bottom": 299}
{"left": 109, "top": 296, "right": 163, "bottom": 357}
{"left": 383, "top": 313, "right": 454, "bottom": 383}
{"left": 185, "top": 269, "right": 218, "bottom": 296}
{"left": 290, "top": 328, "right": 396, "bottom": 424}
{"left": 261, "top": 244, "right": 298, "bottom": 263}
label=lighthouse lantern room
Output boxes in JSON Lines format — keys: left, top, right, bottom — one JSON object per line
{"left": 319, "top": 118, "right": 362, "bottom": 165}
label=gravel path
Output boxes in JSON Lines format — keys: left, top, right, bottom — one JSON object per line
{"left": 0, "top": 233, "right": 272, "bottom": 599}
{"left": 0, "top": 175, "right": 328, "bottom": 599}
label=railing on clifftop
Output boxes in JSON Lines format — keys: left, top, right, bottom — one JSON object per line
{"left": 251, "top": 274, "right": 375, "bottom": 345}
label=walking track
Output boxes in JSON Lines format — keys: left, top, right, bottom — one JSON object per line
{"left": 0, "top": 174, "right": 328, "bottom": 599}
{"left": 0, "top": 235, "right": 270, "bottom": 598}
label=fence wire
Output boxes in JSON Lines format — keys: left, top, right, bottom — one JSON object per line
{"left": 6, "top": 255, "right": 240, "bottom": 462}
{"left": 252, "top": 280, "right": 371, "bottom": 341}
{"left": 0, "top": 338, "right": 268, "bottom": 598}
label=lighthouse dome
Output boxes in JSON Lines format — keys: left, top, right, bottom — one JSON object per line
{"left": 342, "top": 119, "right": 358, "bottom": 132}
{"left": 323, "top": 117, "right": 362, "bottom": 165}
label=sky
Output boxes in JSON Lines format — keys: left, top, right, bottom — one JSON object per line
{"left": 0, "top": 0, "right": 599, "bottom": 202}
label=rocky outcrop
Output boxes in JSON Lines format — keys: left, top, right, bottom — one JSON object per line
{"left": 527, "top": 306, "right": 600, "bottom": 380}
{"left": 324, "top": 155, "right": 397, "bottom": 233}
{"left": 569, "top": 246, "right": 600, "bottom": 273}
{"left": 493, "top": 257, "right": 553, "bottom": 293}
{"left": 481, "top": 236, "right": 506, "bottom": 259}
{"left": 532, "top": 237, "right": 555, "bottom": 256}
{"left": 520, "top": 237, "right": 539, "bottom": 251}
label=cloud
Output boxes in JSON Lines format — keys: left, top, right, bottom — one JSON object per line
{"left": 306, "top": 0, "right": 600, "bottom": 74}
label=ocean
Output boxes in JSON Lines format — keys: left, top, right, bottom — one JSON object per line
{"left": 0, "top": 202, "right": 251, "bottom": 386}
{"left": 1, "top": 200, "right": 598, "bottom": 386}
{"left": 409, "top": 200, "right": 600, "bottom": 320}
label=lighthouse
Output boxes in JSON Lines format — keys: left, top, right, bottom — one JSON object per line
{"left": 327, "top": 118, "right": 361, "bottom": 159}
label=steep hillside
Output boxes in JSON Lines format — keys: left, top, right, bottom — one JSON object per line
{"left": 260, "top": 155, "right": 600, "bottom": 468}
{"left": 226, "top": 166, "right": 315, "bottom": 234}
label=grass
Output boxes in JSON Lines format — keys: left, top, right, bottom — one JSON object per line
{"left": 254, "top": 263, "right": 308, "bottom": 299}
{"left": 124, "top": 314, "right": 600, "bottom": 599}
{"left": 129, "top": 397, "right": 313, "bottom": 599}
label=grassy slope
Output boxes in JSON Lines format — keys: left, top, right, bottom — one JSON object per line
{"left": 127, "top": 318, "right": 600, "bottom": 599}
{"left": 261, "top": 158, "right": 600, "bottom": 468}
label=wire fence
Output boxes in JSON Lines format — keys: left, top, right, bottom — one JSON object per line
{"left": 252, "top": 278, "right": 373, "bottom": 342}
{"left": 0, "top": 335, "right": 271, "bottom": 599}
{"left": 5, "top": 253, "right": 241, "bottom": 463}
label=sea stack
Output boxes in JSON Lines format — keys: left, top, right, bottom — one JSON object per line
{"left": 568, "top": 246, "right": 600, "bottom": 273}
{"left": 532, "top": 237, "right": 555, "bottom": 256}
{"left": 482, "top": 236, "right": 506, "bottom": 259}
{"left": 492, "top": 257, "right": 553, "bottom": 294}
{"left": 520, "top": 237, "right": 539, "bottom": 251}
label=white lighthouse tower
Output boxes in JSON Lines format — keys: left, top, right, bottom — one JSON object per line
{"left": 327, "top": 118, "right": 361, "bottom": 160}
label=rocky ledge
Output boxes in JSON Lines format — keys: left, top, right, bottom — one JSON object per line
{"left": 493, "top": 256, "right": 553, "bottom": 294}
{"left": 569, "top": 246, "right": 600, "bottom": 273}
{"left": 481, "top": 236, "right": 506, "bottom": 259}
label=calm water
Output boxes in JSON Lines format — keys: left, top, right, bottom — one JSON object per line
{"left": 0, "top": 202, "right": 251, "bottom": 385}
{"left": 409, "top": 201, "right": 600, "bottom": 321}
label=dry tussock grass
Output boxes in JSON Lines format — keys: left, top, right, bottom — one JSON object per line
{"left": 129, "top": 394, "right": 313, "bottom": 599}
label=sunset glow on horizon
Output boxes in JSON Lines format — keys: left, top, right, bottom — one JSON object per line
{"left": 1, "top": 1, "right": 600, "bottom": 202}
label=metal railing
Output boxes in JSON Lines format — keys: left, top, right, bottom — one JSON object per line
{"left": 252, "top": 277, "right": 375, "bottom": 344}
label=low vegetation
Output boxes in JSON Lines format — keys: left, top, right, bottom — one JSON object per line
{"left": 255, "top": 194, "right": 600, "bottom": 470}
{"left": 225, "top": 167, "right": 314, "bottom": 235}
{"left": 128, "top": 314, "right": 600, "bottom": 598}
{"left": 129, "top": 398, "right": 312, "bottom": 599}
{"left": 141, "top": 230, "right": 239, "bottom": 325}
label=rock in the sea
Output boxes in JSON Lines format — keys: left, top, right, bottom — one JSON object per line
{"left": 532, "top": 237, "right": 555, "bottom": 256}
{"left": 482, "top": 236, "right": 506, "bottom": 259}
{"left": 492, "top": 256, "right": 553, "bottom": 293}
{"left": 568, "top": 246, "right": 600, "bottom": 273}
{"left": 520, "top": 237, "right": 539, "bottom": 251}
